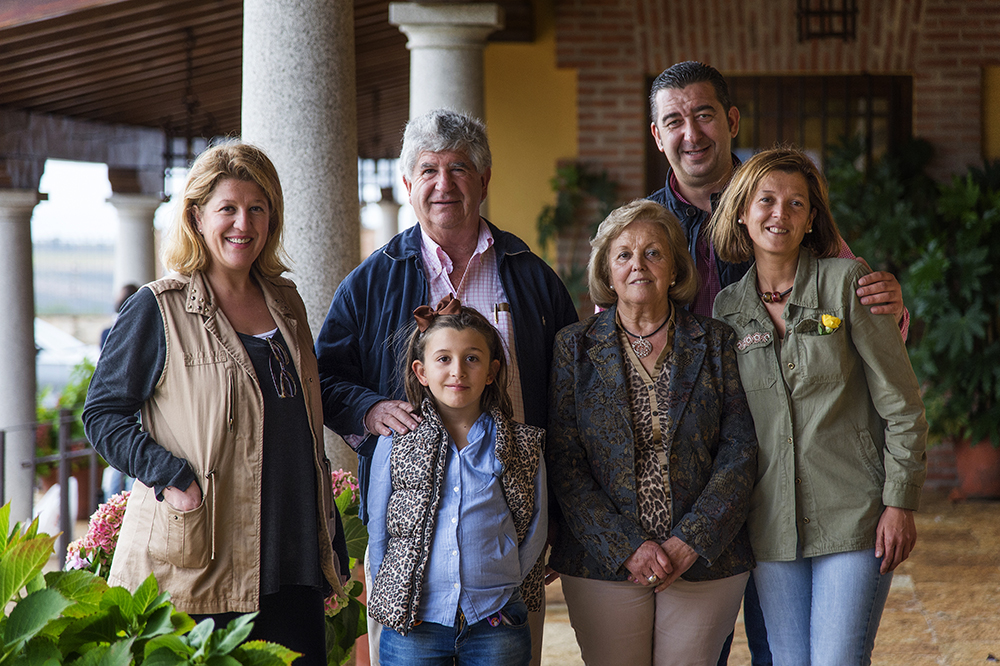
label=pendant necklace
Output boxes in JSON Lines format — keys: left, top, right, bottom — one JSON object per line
{"left": 620, "top": 317, "right": 669, "bottom": 358}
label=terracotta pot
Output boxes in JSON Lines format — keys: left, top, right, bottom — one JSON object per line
{"left": 953, "top": 437, "right": 1000, "bottom": 499}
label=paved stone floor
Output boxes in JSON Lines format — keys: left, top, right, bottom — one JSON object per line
{"left": 541, "top": 490, "right": 1000, "bottom": 665}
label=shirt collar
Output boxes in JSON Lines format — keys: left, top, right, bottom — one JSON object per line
{"left": 419, "top": 218, "right": 494, "bottom": 276}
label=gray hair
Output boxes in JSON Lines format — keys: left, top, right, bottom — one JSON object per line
{"left": 399, "top": 109, "right": 492, "bottom": 179}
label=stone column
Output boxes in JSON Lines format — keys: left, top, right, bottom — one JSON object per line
{"left": 0, "top": 190, "right": 42, "bottom": 523}
{"left": 376, "top": 187, "right": 401, "bottom": 249}
{"left": 243, "top": 0, "right": 360, "bottom": 473}
{"left": 389, "top": 3, "right": 503, "bottom": 119}
{"left": 109, "top": 194, "right": 161, "bottom": 292}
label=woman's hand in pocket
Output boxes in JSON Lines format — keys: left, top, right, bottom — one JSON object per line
{"left": 163, "top": 480, "right": 202, "bottom": 511}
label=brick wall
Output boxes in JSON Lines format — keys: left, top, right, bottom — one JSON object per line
{"left": 556, "top": 0, "right": 1000, "bottom": 195}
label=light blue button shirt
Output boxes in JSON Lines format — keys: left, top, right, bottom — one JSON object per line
{"left": 367, "top": 411, "right": 547, "bottom": 627}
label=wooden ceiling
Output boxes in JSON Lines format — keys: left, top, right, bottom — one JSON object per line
{"left": 0, "top": 0, "right": 532, "bottom": 160}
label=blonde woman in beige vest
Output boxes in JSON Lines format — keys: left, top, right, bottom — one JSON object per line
{"left": 83, "top": 142, "right": 346, "bottom": 666}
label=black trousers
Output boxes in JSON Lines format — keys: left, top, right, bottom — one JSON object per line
{"left": 190, "top": 585, "right": 327, "bottom": 666}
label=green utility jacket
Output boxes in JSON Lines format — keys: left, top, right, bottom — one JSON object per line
{"left": 714, "top": 249, "right": 927, "bottom": 562}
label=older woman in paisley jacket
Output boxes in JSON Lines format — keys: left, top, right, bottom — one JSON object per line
{"left": 547, "top": 199, "right": 758, "bottom": 666}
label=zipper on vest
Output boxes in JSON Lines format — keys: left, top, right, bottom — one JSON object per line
{"left": 206, "top": 469, "right": 217, "bottom": 560}
{"left": 227, "top": 370, "right": 235, "bottom": 432}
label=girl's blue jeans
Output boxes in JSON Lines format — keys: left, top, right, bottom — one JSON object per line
{"left": 380, "top": 593, "right": 531, "bottom": 666}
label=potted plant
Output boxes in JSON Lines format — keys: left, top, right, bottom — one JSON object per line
{"left": 905, "top": 159, "right": 1000, "bottom": 498}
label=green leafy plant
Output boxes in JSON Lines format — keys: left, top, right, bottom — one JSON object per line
{"left": 324, "top": 470, "right": 368, "bottom": 666}
{"left": 905, "top": 163, "right": 1000, "bottom": 446}
{"left": 536, "top": 163, "right": 619, "bottom": 307}
{"left": 66, "top": 470, "right": 369, "bottom": 666}
{"left": 828, "top": 142, "right": 1000, "bottom": 447}
{"left": 0, "top": 502, "right": 295, "bottom": 664}
{"left": 826, "top": 136, "right": 937, "bottom": 277}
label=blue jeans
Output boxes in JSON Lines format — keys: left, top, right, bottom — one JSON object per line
{"left": 380, "top": 594, "right": 531, "bottom": 666}
{"left": 753, "top": 549, "right": 892, "bottom": 666}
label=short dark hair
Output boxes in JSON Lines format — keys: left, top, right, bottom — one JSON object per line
{"left": 649, "top": 61, "right": 734, "bottom": 121}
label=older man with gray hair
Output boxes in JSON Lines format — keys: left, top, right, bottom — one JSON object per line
{"left": 316, "top": 108, "right": 577, "bottom": 665}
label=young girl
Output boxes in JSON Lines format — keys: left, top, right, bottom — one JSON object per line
{"left": 365, "top": 295, "right": 547, "bottom": 666}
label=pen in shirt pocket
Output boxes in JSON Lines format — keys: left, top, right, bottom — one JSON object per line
{"left": 493, "top": 302, "right": 510, "bottom": 324}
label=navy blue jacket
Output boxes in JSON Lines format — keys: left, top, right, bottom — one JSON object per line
{"left": 315, "top": 220, "right": 577, "bottom": 519}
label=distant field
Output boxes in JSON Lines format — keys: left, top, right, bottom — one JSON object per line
{"left": 34, "top": 242, "right": 114, "bottom": 315}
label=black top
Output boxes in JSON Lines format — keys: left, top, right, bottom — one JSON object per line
{"left": 237, "top": 331, "right": 322, "bottom": 593}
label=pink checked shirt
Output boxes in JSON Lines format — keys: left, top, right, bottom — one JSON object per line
{"left": 420, "top": 220, "right": 526, "bottom": 424}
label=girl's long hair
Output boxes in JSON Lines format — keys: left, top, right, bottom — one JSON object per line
{"left": 400, "top": 306, "right": 512, "bottom": 419}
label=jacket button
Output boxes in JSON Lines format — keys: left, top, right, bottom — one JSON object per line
{"left": 803, "top": 517, "right": 810, "bottom": 524}
{"left": 795, "top": 477, "right": 801, "bottom": 484}
{"left": 686, "top": 207, "right": 697, "bottom": 217}
{"left": 787, "top": 362, "right": 795, "bottom": 370}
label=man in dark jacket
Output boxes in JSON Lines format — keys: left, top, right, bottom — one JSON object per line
{"left": 315, "top": 108, "right": 577, "bottom": 666}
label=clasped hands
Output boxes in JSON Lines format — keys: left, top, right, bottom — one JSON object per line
{"left": 623, "top": 536, "right": 699, "bottom": 593}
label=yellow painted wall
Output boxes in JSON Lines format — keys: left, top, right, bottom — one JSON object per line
{"left": 985, "top": 66, "right": 1000, "bottom": 160}
{"left": 484, "top": 1, "right": 577, "bottom": 256}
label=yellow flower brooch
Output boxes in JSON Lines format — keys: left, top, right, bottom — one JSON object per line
{"left": 818, "top": 314, "right": 842, "bottom": 335}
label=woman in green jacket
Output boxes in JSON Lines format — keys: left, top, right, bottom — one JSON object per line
{"left": 711, "top": 148, "right": 927, "bottom": 666}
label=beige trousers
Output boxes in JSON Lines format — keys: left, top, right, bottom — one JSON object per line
{"left": 560, "top": 572, "right": 749, "bottom": 666}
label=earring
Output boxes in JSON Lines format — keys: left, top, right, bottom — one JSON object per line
{"left": 807, "top": 227, "right": 813, "bottom": 233}
{"left": 609, "top": 284, "right": 615, "bottom": 290}
{"left": 738, "top": 218, "right": 744, "bottom": 225}
{"left": 671, "top": 280, "right": 676, "bottom": 286}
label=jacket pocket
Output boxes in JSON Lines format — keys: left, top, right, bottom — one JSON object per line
{"left": 735, "top": 340, "right": 776, "bottom": 393}
{"left": 148, "top": 489, "right": 211, "bottom": 569}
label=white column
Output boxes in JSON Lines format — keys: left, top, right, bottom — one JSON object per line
{"left": 0, "top": 190, "right": 42, "bottom": 523}
{"left": 389, "top": 3, "right": 504, "bottom": 119}
{"left": 109, "top": 194, "right": 161, "bottom": 292}
{"left": 376, "top": 188, "right": 401, "bottom": 249}
{"left": 243, "top": 0, "right": 360, "bottom": 473}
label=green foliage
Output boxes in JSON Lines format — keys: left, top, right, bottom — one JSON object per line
{"left": 826, "top": 136, "right": 937, "bottom": 275}
{"left": 829, "top": 140, "right": 1000, "bottom": 446}
{"left": 0, "top": 502, "right": 294, "bottom": 665}
{"left": 536, "top": 163, "right": 618, "bottom": 255}
{"left": 334, "top": 487, "right": 367, "bottom": 570}
{"left": 536, "top": 163, "right": 619, "bottom": 307}
{"left": 326, "top": 479, "right": 368, "bottom": 665}
{"left": 35, "top": 358, "right": 98, "bottom": 478}
{"left": 906, "top": 166, "right": 1000, "bottom": 446}
{"left": 324, "top": 583, "right": 365, "bottom": 666}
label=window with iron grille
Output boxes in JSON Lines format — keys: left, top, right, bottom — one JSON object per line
{"left": 645, "top": 74, "right": 912, "bottom": 192}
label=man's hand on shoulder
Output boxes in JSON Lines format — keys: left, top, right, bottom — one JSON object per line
{"left": 855, "top": 256, "right": 904, "bottom": 323}
{"left": 365, "top": 400, "right": 422, "bottom": 437}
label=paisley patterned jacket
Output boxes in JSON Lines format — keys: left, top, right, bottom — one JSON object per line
{"left": 547, "top": 305, "right": 757, "bottom": 582}
{"left": 367, "top": 400, "right": 545, "bottom": 634}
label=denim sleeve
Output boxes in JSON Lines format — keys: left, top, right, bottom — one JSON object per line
{"left": 82, "top": 288, "right": 196, "bottom": 499}
{"left": 365, "top": 434, "right": 394, "bottom": 579}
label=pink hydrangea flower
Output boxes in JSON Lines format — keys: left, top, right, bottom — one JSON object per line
{"left": 65, "top": 490, "right": 130, "bottom": 576}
